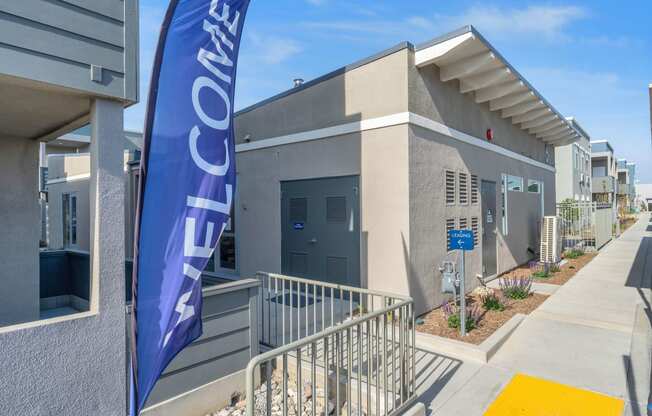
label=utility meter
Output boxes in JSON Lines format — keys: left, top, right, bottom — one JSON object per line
{"left": 439, "top": 260, "right": 458, "bottom": 294}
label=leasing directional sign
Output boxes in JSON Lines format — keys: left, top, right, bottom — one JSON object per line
{"left": 448, "top": 229, "right": 474, "bottom": 251}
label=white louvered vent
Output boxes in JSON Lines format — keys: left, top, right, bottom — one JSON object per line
{"left": 446, "top": 218, "right": 455, "bottom": 251}
{"left": 446, "top": 170, "right": 456, "bottom": 205}
{"left": 459, "top": 217, "right": 468, "bottom": 230}
{"left": 471, "top": 217, "right": 479, "bottom": 246}
{"left": 471, "top": 175, "right": 479, "bottom": 204}
{"left": 459, "top": 172, "right": 468, "bottom": 205}
{"left": 540, "top": 216, "right": 562, "bottom": 263}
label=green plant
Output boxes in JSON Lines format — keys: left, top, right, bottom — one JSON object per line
{"left": 500, "top": 276, "right": 532, "bottom": 300}
{"left": 532, "top": 270, "right": 550, "bottom": 279}
{"left": 482, "top": 294, "right": 505, "bottom": 311}
{"left": 442, "top": 302, "right": 482, "bottom": 331}
{"left": 564, "top": 249, "right": 584, "bottom": 259}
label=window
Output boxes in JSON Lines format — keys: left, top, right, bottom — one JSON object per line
{"left": 445, "top": 170, "right": 456, "bottom": 205}
{"left": 219, "top": 218, "right": 236, "bottom": 270}
{"left": 458, "top": 172, "right": 468, "bottom": 205}
{"left": 527, "top": 180, "right": 541, "bottom": 193}
{"left": 471, "top": 217, "right": 479, "bottom": 246}
{"left": 505, "top": 175, "right": 523, "bottom": 192}
{"left": 501, "top": 174, "right": 508, "bottom": 235}
{"left": 40, "top": 167, "right": 49, "bottom": 192}
{"left": 446, "top": 218, "right": 455, "bottom": 251}
{"left": 471, "top": 175, "right": 479, "bottom": 204}
{"left": 62, "top": 193, "right": 78, "bottom": 248}
{"left": 210, "top": 208, "right": 237, "bottom": 272}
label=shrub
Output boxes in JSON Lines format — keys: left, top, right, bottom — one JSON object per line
{"left": 499, "top": 276, "right": 532, "bottom": 300}
{"left": 482, "top": 294, "right": 505, "bottom": 311}
{"left": 564, "top": 249, "right": 584, "bottom": 259}
{"left": 442, "top": 302, "right": 482, "bottom": 330}
{"left": 532, "top": 270, "right": 550, "bottom": 279}
{"left": 530, "top": 260, "right": 560, "bottom": 277}
{"left": 477, "top": 288, "right": 505, "bottom": 311}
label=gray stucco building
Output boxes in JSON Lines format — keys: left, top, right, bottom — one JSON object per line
{"left": 554, "top": 117, "right": 592, "bottom": 202}
{"left": 616, "top": 159, "right": 637, "bottom": 213}
{"left": 0, "top": 1, "right": 138, "bottom": 415}
{"left": 229, "top": 26, "right": 582, "bottom": 315}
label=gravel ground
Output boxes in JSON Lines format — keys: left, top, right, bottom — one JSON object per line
{"left": 207, "top": 369, "right": 365, "bottom": 416}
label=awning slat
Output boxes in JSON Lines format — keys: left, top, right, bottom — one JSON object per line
{"left": 416, "top": 26, "right": 580, "bottom": 143}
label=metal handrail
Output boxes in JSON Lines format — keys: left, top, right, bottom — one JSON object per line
{"left": 246, "top": 272, "right": 416, "bottom": 416}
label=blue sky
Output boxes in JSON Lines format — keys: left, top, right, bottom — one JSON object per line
{"left": 125, "top": 0, "right": 652, "bottom": 182}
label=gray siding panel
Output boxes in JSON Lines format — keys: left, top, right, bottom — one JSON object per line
{"left": 131, "top": 280, "right": 261, "bottom": 408}
{"left": 199, "top": 306, "right": 251, "bottom": 340}
{"left": 123, "top": 0, "right": 139, "bottom": 102}
{"left": 0, "top": 13, "right": 124, "bottom": 72}
{"left": 59, "top": 0, "right": 125, "bottom": 22}
{"left": 162, "top": 328, "right": 250, "bottom": 375}
{"left": 148, "top": 348, "right": 251, "bottom": 406}
{"left": 0, "top": 0, "right": 138, "bottom": 102}
{"left": 0, "top": 44, "right": 125, "bottom": 98}
{"left": 0, "top": 3, "right": 124, "bottom": 47}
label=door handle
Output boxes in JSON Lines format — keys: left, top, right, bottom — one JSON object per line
{"left": 308, "top": 238, "right": 317, "bottom": 244}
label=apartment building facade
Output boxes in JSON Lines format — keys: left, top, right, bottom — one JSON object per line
{"left": 616, "top": 159, "right": 638, "bottom": 213}
{"left": 554, "top": 117, "right": 592, "bottom": 202}
{"left": 591, "top": 141, "right": 618, "bottom": 203}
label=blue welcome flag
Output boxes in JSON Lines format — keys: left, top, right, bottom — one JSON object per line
{"left": 130, "top": 0, "right": 250, "bottom": 413}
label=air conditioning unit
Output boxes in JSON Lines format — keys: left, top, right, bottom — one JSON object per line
{"left": 540, "top": 216, "right": 562, "bottom": 264}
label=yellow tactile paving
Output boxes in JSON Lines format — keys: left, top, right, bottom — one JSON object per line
{"left": 484, "top": 373, "right": 625, "bottom": 416}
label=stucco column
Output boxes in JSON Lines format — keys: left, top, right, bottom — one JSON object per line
{"left": 0, "top": 136, "right": 39, "bottom": 326}
{"left": 88, "top": 98, "right": 127, "bottom": 410}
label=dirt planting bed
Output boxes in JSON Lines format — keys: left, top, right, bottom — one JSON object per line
{"left": 416, "top": 291, "right": 548, "bottom": 345}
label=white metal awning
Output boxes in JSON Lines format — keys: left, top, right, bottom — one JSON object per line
{"left": 415, "top": 27, "right": 580, "bottom": 144}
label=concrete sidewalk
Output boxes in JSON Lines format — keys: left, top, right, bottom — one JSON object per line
{"left": 412, "top": 213, "right": 652, "bottom": 415}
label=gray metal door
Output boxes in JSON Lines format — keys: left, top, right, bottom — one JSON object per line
{"left": 281, "top": 176, "right": 360, "bottom": 287}
{"left": 481, "top": 180, "right": 497, "bottom": 277}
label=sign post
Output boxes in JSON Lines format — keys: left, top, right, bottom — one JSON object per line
{"left": 447, "top": 229, "right": 474, "bottom": 337}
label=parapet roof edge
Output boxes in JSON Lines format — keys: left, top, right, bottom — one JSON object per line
{"left": 235, "top": 41, "right": 414, "bottom": 117}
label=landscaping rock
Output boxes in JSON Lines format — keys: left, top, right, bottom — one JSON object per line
{"left": 206, "top": 369, "right": 353, "bottom": 416}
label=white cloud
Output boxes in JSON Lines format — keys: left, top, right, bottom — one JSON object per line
{"left": 301, "top": 4, "right": 588, "bottom": 46}
{"left": 408, "top": 5, "right": 588, "bottom": 40}
{"left": 578, "top": 35, "right": 639, "bottom": 48}
{"left": 405, "top": 16, "right": 432, "bottom": 31}
{"left": 246, "top": 33, "right": 303, "bottom": 64}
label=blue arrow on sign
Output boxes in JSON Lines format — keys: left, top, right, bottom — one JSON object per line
{"left": 448, "top": 229, "right": 474, "bottom": 251}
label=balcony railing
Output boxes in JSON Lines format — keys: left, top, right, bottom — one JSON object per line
{"left": 617, "top": 184, "right": 631, "bottom": 196}
{"left": 246, "top": 272, "right": 416, "bottom": 415}
{"left": 591, "top": 176, "right": 615, "bottom": 193}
